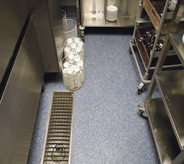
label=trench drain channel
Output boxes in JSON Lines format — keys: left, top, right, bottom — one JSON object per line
{"left": 43, "top": 91, "right": 74, "bottom": 164}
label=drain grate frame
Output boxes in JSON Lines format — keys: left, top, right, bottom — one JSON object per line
{"left": 42, "top": 91, "right": 74, "bottom": 164}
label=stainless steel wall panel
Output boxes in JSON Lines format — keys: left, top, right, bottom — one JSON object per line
{"left": 0, "top": 21, "right": 44, "bottom": 164}
{"left": 81, "top": 0, "right": 138, "bottom": 16}
{"left": 28, "top": 0, "right": 64, "bottom": 72}
{"left": 47, "top": 0, "right": 65, "bottom": 65}
{"left": 118, "top": 0, "right": 138, "bottom": 16}
{"left": 0, "top": 0, "right": 29, "bottom": 83}
{"left": 82, "top": 0, "right": 96, "bottom": 15}
{"left": 80, "top": 0, "right": 139, "bottom": 27}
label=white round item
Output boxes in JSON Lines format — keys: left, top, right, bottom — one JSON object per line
{"left": 68, "top": 54, "right": 74, "bottom": 64}
{"left": 76, "top": 46, "right": 82, "bottom": 53}
{"left": 74, "top": 55, "right": 80, "bottom": 63}
{"left": 76, "top": 46, "right": 84, "bottom": 59}
{"left": 74, "top": 38, "right": 80, "bottom": 43}
{"left": 64, "top": 47, "right": 70, "bottom": 52}
{"left": 77, "top": 60, "right": 84, "bottom": 67}
{"left": 107, "top": 5, "right": 118, "bottom": 12}
{"left": 71, "top": 43, "right": 77, "bottom": 49}
{"left": 64, "top": 47, "right": 70, "bottom": 57}
{"left": 78, "top": 41, "right": 84, "bottom": 47}
{"left": 68, "top": 54, "right": 74, "bottom": 60}
{"left": 106, "top": 5, "right": 118, "bottom": 22}
{"left": 67, "top": 38, "right": 73, "bottom": 46}
{"left": 63, "top": 62, "right": 70, "bottom": 68}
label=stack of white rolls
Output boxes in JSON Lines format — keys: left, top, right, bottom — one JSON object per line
{"left": 62, "top": 37, "right": 85, "bottom": 91}
{"left": 64, "top": 37, "right": 84, "bottom": 60}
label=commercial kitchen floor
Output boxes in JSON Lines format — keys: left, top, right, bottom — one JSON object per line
{"left": 27, "top": 16, "right": 161, "bottom": 164}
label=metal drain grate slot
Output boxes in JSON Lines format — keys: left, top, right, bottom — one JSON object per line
{"left": 43, "top": 91, "right": 74, "bottom": 164}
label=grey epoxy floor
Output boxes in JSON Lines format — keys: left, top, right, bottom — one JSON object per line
{"left": 28, "top": 26, "right": 160, "bottom": 163}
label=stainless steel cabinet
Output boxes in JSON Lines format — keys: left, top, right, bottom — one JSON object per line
{"left": 0, "top": 0, "right": 29, "bottom": 84}
{"left": 0, "top": 21, "right": 44, "bottom": 164}
{"left": 0, "top": 0, "right": 63, "bottom": 163}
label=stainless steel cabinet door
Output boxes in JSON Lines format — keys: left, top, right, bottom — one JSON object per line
{"left": 0, "top": 0, "right": 29, "bottom": 83}
{"left": 0, "top": 21, "right": 44, "bottom": 164}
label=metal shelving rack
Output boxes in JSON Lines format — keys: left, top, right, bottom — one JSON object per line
{"left": 129, "top": 0, "right": 183, "bottom": 94}
{"left": 139, "top": 0, "right": 184, "bottom": 163}
{"left": 76, "top": 0, "right": 139, "bottom": 40}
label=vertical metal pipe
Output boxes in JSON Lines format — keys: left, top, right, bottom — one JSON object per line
{"left": 145, "top": 0, "right": 170, "bottom": 75}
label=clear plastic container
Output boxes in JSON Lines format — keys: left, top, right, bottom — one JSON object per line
{"left": 61, "top": 10, "right": 67, "bottom": 28}
{"left": 62, "top": 56, "right": 84, "bottom": 91}
{"left": 63, "top": 19, "right": 77, "bottom": 41}
{"left": 64, "top": 47, "right": 70, "bottom": 57}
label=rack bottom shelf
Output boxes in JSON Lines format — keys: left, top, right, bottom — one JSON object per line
{"left": 82, "top": 14, "right": 135, "bottom": 27}
{"left": 145, "top": 98, "right": 180, "bottom": 164}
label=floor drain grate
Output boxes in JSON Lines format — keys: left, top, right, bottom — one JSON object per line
{"left": 43, "top": 91, "right": 74, "bottom": 164}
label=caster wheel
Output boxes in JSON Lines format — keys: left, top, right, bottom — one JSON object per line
{"left": 137, "top": 83, "right": 145, "bottom": 95}
{"left": 137, "top": 88, "right": 145, "bottom": 95}
{"left": 80, "top": 28, "right": 85, "bottom": 42}
{"left": 138, "top": 109, "right": 148, "bottom": 119}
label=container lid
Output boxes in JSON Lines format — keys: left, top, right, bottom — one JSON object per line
{"left": 71, "top": 43, "right": 77, "bottom": 49}
{"left": 77, "top": 60, "right": 84, "bottom": 67}
{"left": 65, "top": 47, "right": 70, "bottom": 52}
{"left": 78, "top": 41, "right": 84, "bottom": 47}
{"left": 68, "top": 54, "right": 74, "bottom": 60}
{"left": 67, "top": 38, "right": 73, "bottom": 44}
{"left": 67, "top": 67, "right": 73, "bottom": 74}
{"left": 74, "top": 55, "right": 80, "bottom": 62}
{"left": 74, "top": 38, "right": 80, "bottom": 43}
{"left": 63, "top": 62, "right": 70, "bottom": 68}
{"left": 107, "top": 5, "right": 118, "bottom": 12}
{"left": 76, "top": 47, "right": 82, "bottom": 52}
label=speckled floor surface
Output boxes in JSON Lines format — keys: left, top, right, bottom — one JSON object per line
{"left": 28, "top": 25, "right": 160, "bottom": 163}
